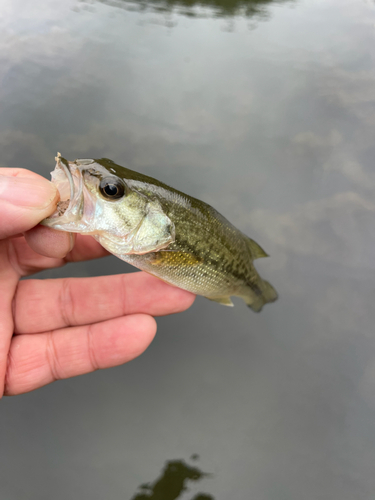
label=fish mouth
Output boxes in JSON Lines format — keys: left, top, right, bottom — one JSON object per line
{"left": 42, "top": 153, "right": 84, "bottom": 228}
{"left": 58, "top": 155, "right": 75, "bottom": 213}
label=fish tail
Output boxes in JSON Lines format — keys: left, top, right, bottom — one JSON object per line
{"left": 241, "top": 279, "right": 278, "bottom": 312}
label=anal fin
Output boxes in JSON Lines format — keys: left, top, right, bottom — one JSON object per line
{"left": 206, "top": 296, "right": 234, "bottom": 307}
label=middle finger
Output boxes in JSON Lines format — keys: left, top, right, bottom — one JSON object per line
{"left": 14, "top": 271, "right": 195, "bottom": 334}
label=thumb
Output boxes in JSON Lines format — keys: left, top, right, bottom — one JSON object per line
{"left": 0, "top": 170, "right": 59, "bottom": 240}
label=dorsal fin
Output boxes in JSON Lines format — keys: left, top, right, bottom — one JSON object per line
{"left": 244, "top": 236, "right": 269, "bottom": 260}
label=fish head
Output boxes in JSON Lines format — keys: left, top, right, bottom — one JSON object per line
{"left": 42, "top": 154, "right": 175, "bottom": 255}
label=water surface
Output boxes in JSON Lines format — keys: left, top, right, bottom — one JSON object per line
{"left": 1, "top": 0, "right": 375, "bottom": 498}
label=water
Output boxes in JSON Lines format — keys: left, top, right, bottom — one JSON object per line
{"left": 1, "top": 0, "right": 375, "bottom": 498}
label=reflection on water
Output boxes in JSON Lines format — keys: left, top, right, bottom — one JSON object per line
{"left": 93, "top": 0, "right": 292, "bottom": 18}
{"left": 131, "top": 458, "right": 213, "bottom": 500}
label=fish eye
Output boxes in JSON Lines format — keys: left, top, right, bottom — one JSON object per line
{"left": 99, "top": 177, "right": 126, "bottom": 200}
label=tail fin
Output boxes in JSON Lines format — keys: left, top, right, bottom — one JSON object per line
{"left": 241, "top": 279, "right": 278, "bottom": 312}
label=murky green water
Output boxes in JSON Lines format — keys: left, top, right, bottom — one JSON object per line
{"left": 1, "top": 0, "right": 375, "bottom": 498}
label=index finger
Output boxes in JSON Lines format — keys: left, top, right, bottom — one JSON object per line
{"left": 11, "top": 233, "right": 109, "bottom": 277}
{"left": 0, "top": 168, "right": 48, "bottom": 180}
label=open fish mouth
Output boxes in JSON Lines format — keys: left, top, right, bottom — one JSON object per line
{"left": 55, "top": 153, "right": 75, "bottom": 215}
{"left": 42, "top": 153, "right": 85, "bottom": 227}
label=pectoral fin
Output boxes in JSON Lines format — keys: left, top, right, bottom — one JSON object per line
{"left": 132, "top": 201, "right": 175, "bottom": 253}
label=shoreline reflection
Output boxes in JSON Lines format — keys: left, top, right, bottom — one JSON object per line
{"left": 131, "top": 457, "right": 213, "bottom": 500}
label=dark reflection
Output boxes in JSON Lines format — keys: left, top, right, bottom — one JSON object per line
{"left": 131, "top": 458, "right": 213, "bottom": 500}
{"left": 94, "top": 0, "right": 292, "bottom": 19}
{"left": 191, "top": 496, "right": 214, "bottom": 500}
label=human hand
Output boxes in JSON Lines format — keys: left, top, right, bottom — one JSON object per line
{"left": 0, "top": 168, "right": 195, "bottom": 396}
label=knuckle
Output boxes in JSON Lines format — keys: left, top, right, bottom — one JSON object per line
{"left": 46, "top": 332, "right": 62, "bottom": 382}
{"left": 86, "top": 324, "right": 100, "bottom": 372}
{"left": 60, "top": 278, "right": 76, "bottom": 327}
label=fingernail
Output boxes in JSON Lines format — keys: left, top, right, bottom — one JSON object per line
{"left": 0, "top": 175, "right": 58, "bottom": 209}
{"left": 68, "top": 232, "right": 76, "bottom": 252}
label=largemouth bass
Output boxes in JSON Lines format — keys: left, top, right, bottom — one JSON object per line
{"left": 42, "top": 153, "right": 277, "bottom": 311}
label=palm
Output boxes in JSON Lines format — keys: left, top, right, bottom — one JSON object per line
{"left": 0, "top": 227, "right": 194, "bottom": 396}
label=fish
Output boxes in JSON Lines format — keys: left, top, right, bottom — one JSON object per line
{"left": 42, "top": 153, "right": 277, "bottom": 311}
